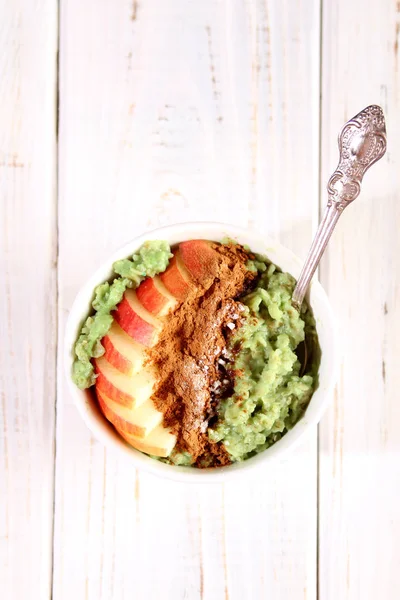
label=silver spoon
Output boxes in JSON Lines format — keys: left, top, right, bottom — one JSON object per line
{"left": 293, "top": 105, "right": 387, "bottom": 371}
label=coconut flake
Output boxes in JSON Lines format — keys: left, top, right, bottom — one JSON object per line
{"left": 200, "top": 420, "right": 209, "bottom": 433}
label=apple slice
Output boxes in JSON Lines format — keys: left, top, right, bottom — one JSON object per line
{"left": 179, "top": 240, "right": 218, "bottom": 283}
{"left": 102, "top": 321, "right": 146, "bottom": 375}
{"left": 119, "top": 424, "right": 177, "bottom": 458}
{"left": 113, "top": 289, "right": 161, "bottom": 346}
{"left": 97, "top": 390, "right": 162, "bottom": 438}
{"left": 136, "top": 275, "right": 177, "bottom": 316}
{"left": 94, "top": 355, "right": 155, "bottom": 408}
{"left": 159, "top": 250, "right": 194, "bottom": 300}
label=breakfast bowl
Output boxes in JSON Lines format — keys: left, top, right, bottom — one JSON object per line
{"left": 64, "top": 221, "right": 338, "bottom": 483}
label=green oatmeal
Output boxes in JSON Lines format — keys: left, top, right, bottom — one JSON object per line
{"left": 72, "top": 241, "right": 172, "bottom": 389}
{"left": 208, "top": 260, "right": 317, "bottom": 461}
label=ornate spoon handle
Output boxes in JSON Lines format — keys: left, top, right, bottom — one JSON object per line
{"left": 292, "top": 105, "right": 387, "bottom": 311}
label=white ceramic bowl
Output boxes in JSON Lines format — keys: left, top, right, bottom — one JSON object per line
{"left": 65, "top": 222, "right": 338, "bottom": 482}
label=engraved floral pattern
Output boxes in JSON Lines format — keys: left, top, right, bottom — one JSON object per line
{"left": 327, "top": 105, "right": 387, "bottom": 210}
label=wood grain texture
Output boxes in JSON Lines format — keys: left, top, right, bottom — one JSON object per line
{"left": 0, "top": 1, "right": 58, "bottom": 598}
{"left": 319, "top": 0, "right": 400, "bottom": 598}
{"left": 5, "top": 1, "right": 400, "bottom": 599}
{"left": 55, "top": 1, "right": 320, "bottom": 599}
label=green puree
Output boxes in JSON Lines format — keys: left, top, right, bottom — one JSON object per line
{"left": 72, "top": 241, "right": 172, "bottom": 389}
{"left": 209, "top": 260, "right": 318, "bottom": 461}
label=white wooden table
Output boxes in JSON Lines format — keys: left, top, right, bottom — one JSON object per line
{"left": 1, "top": 1, "right": 399, "bottom": 598}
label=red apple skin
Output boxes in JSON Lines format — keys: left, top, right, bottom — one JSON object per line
{"left": 94, "top": 365, "right": 133, "bottom": 408}
{"left": 179, "top": 240, "right": 218, "bottom": 282}
{"left": 101, "top": 322, "right": 145, "bottom": 376}
{"left": 159, "top": 252, "right": 194, "bottom": 300}
{"left": 113, "top": 295, "right": 156, "bottom": 346}
{"left": 94, "top": 356, "right": 155, "bottom": 410}
{"left": 97, "top": 392, "right": 146, "bottom": 437}
{"left": 136, "top": 276, "right": 176, "bottom": 316}
{"left": 102, "top": 333, "right": 132, "bottom": 375}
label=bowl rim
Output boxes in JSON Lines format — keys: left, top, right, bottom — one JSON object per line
{"left": 64, "top": 221, "right": 339, "bottom": 483}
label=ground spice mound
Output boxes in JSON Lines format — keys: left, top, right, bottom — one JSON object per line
{"left": 149, "top": 242, "right": 256, "bottom": 467}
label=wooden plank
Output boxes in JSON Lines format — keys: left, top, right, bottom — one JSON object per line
{"left": 319, "top": 1, "right": 400, "bottom": 598}
{"left": 0, "top": 1, "right": 58, "bottom": 598}
{"left": 55, "top": 1, "right": 320, "bottom": 598}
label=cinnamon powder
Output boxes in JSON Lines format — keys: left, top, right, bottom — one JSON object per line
{"left": 148, "top": 242, "right": 256, "bottom": 467}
